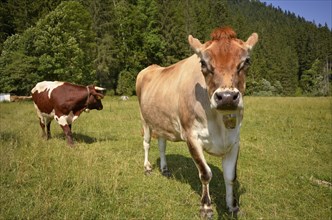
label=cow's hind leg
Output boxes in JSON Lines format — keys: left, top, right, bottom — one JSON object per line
{"left": 39, "top": 116, "right": 52, "bottom": 139}
{"left": 187, "top": 138, "right": 213, "bottom": 219}
{"left": 142, "top": 124, "right": 152, "bottom": 174}
{"left": 38, "top": 118, "right": 46, "bottom": 138}
{"left": 35, "top": 106, "right": 46, "bottom": 139}
{"left": 158, "top": 138, "right": 171, "bottom": 177}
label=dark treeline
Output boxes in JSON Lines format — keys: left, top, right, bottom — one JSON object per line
{"left": 0, "top": 0, "right": 331, "bottom": 96}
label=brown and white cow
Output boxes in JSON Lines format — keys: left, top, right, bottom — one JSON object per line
{"left": 31, "top": 81, "right": 105, "bottom": 146}
{"left": 136, "top": 27, "right": 258, "bottom": 217}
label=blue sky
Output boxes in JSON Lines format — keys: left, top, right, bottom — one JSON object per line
{"left": 262, "top": 0, "right": 332, "bottom": 29}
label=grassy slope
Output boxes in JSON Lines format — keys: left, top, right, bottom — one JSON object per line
{"left": 0, "top": 97, "right": 331, "bottom": 219}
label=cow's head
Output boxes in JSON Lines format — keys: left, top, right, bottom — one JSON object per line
{"left": 86, "top": 86, "right": 105, "bottom": 111}
{"left": 189, "top": 27, "right": 258, "bottom": 111}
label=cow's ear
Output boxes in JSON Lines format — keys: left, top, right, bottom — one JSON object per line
{"left": 96, "top": 95, "right": 103, "bottom": 100}
{"left": 188, "top": 35, "right": 203, "bottom": 54}
{"left": 245, "top": 33, "right": 258, "bottom": 50}
{"left": 91, "top": 89, "right": 104, "bottom": 99}
{"left": 94, "top": 93, "right": 104, "bottom": 100}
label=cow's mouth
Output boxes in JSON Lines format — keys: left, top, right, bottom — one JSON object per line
{"left": 216, "top": 104, "right": 239, "bottom": 111}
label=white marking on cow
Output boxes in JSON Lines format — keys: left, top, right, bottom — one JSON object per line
{"left": 31, "top": 81, "right": 64, "bottom": 98}
{"left": 34, "top": 103, "right": 54, "bottom": 125}
{"left": 54, "top": 111, "right": 78, "bottom": 126}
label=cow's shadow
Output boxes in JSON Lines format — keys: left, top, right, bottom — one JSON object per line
{"left": 157, "top": 154, "right": 245, "bottom": 219}
{"left": 53, "top": 133, "right": 97, "bottom": 144}
{"left": 73, "top": 133, "right": 97, "bottom": 144}
{"left": 54, "top": 132, "right": 118, "bottom": 144}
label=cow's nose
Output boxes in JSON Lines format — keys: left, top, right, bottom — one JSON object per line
{"left": 214, "top": 91, "right": 240, "bottom": 110}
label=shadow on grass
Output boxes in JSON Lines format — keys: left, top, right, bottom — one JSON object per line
{"left": 52, "top": 133, "right": 96, "bottom": 144}
{"left": 52, "top": 132, "right": 118, "bottom": 144}
{"left": 157, "top": 154, "right": 245, "bottom": 219}
{"left": 73, "top": 133, "right": 97, "bottom": 144}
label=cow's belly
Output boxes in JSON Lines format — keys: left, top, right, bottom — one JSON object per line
{"left": 144, "top": 114, "right": 183, "bottom": 141}
{"left": 140, "top": 100, "right": 184, "bottom": 141}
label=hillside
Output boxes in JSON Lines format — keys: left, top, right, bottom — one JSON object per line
{"left": 0, "top": 0, "right": 331, "bottom": 96}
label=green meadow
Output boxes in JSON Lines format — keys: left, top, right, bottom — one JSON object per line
{"left": 0, "top": 97, "right": 331, "bottom": 219}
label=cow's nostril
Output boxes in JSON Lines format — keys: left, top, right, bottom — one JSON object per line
{"left": 233, "top": 92, "right": 239, "bottom": 101}
{"left": 215, "top": 92, "right": 223, "bottom": 102}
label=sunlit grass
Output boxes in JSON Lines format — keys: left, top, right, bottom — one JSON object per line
{"left": 0, "top": 96, "right": 331, "bottom": 219}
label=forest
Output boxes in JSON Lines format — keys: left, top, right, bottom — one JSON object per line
{"left": 0, "top": 0, "right": 331, "bottom": 96}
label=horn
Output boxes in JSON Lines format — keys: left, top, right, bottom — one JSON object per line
{"left": 94, "top": 86, "right": 106, "bottom": 91}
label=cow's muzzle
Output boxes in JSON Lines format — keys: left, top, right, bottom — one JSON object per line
{"left": 214, "top": 90, "right": 240, "bottom": 110}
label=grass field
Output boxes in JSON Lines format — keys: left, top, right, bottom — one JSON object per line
{"left": 0, "top": 96, "right": 331, "bottom": 219}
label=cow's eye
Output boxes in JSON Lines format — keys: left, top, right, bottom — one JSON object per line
{"left": 245, "top": 57, "right": 251, "bottom": 65}
{"left": 238, "top": 57, "right": 251, "bottom": 73}
{"left": 200, "top": 60, "right": 213, "bottom": 75}
{"left": 200, "top": 60, "right": 207, "bottom": 68}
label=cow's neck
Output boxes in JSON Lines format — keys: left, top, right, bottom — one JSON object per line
{"left": 70, "top": 86, "right": 90, "bottom": 114}
{"left": 209, "top": 109, "right": 243, "bottom": 128}
{"left": 84, "top": 86, "right": 90, "bottom": 107}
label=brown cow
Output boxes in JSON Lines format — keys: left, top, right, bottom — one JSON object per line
{"left": 31, "top": 81, "right": 105, "bottom": 146}
{"left": 136, "top": 27, "right": 258, "bottom": 218}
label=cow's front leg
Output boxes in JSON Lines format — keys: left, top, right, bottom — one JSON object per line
{"left": 187, "top": 139, "right": 213, "bottom": 219}
{"left": 55, "top": 113, "right": 74, "bottom": 146}
{"left": 60, "top": 124, "right": 74, "bottom": 146}
{"left": 222, "top": 142, "right": 240, "bottom": 213}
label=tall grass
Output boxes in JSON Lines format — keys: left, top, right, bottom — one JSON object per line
{"left": 0, "top": 97, "right": 331, "bottom": 219}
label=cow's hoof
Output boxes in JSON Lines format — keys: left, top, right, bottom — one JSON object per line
{"left": 228, "top": 206, "right": 240, "bottom": 217}
{"left": 200, "top": 207, "right": 213, "bottom": 220}
{"left": 144, "top": 163, "right": 152, "bottom": 175}
{"left": 145, "top": 169, "right": 152, "bottom": 175}
{"left": 161, "top": 169, "right": 171, "bottom": 178}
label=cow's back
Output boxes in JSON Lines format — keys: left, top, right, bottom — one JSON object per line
{"left": 136, "top": 55, "right": 207, "bottom": 141}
